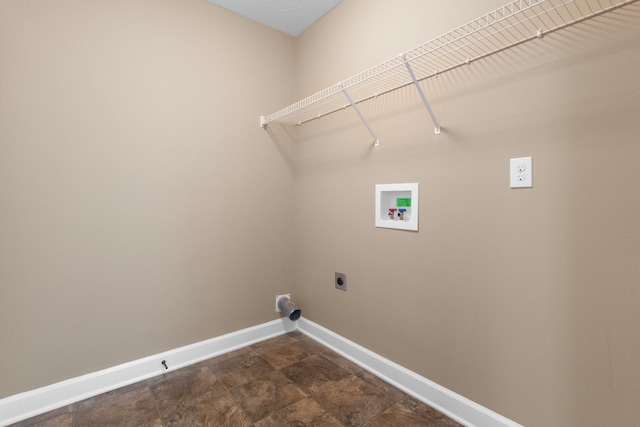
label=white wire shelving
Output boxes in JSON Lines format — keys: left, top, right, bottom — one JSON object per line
{"left": 260, "top": 0, "right": 638, "bottom": 145}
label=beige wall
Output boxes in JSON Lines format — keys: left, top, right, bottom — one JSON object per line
{"left": 291, "top": 1, "right": 640, "bottom": 426}
{"left": 2, "top": 1, "right": 640, "bottom": 426}
{"left": 0, "top": 0, "right": 295, "bottom": 398}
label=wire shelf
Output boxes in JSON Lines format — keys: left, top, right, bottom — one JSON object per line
{"left": 261, "top": 0, "right": 638, "bottom": 130}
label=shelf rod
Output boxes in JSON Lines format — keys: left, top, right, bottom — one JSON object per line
{"left": 340, "top": 84, "right": 380, "bottom": 147}
{"left": 403, "top": 55, "right": 441, "bottom": 135}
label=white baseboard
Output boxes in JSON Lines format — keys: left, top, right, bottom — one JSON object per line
{"left": 2, "top": 317, "right": 522, "bottom": 427}
{"left": 297, "top": 318, "right": 523, "bottom": 427}
{"left": 0, "top": 318, "right": 296, "bottom": 427}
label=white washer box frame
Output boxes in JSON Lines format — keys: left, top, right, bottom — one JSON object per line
{"left": 375, "top": 183, "right": 419, "bottom": 231}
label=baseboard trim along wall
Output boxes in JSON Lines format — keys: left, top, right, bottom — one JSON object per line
{"left": 296, "top": 318, "right": 523, "bottom": 427}
{"left": 0, "top": 319, "right": 296, "bottom": 427}
{"left": 1, "top": 317, "right": 522, "bottom": 427}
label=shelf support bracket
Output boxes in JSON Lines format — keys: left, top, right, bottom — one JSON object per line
{"left": 403, "top": 55, "right": 441, "bottom": 135}
{"left": 340, "top": 84, "right": 379, "bottom": 147}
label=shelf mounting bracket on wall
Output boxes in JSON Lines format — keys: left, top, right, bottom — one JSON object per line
{"left": 403, "top": 54, "right": 441, "bottom": 135}
{"left": 341, "top": 83, "right": 380, "bottom": 147}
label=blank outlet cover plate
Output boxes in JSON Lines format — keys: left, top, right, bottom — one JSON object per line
{"left": 335, "top": 273, "right": 347, "bottom": 291}
{"left": 510, "top": 156, "right": 533, "bottom": 188}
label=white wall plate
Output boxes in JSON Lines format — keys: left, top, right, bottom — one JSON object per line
{"left": 375, "top": 183, "right": 419, "bottom": 231}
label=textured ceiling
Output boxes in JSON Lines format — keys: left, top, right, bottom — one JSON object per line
{"left": 207, "top": 0, "right": 343, "bottom": 37}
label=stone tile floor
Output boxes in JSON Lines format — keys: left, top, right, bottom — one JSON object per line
{"left": 12, "top": 332, "right": 462, "bottom": 426}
